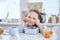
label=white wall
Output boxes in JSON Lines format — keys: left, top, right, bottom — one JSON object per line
{"left": 42, "top": 0, "right": 59, "bottom": 15}
{"left": 0, "top": 2, "right": 7, "bottom": 19}
{"left": 0, "top": 0, "right": 20, "bottom": 19}
{"left": 20, "top": 0, "right": 27, "bottom": 11}
{"left": 28, "top": 0, "right": 59, "bottom": 15}
{"left": 59, "top": 0, "right": 60, "bottom": 14}
{"left": 0, "top": 0, "right": 59, "bottom": 19}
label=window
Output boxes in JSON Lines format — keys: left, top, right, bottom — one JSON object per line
{"left": 0, "top": 0, "right": 20, "bottom": 19}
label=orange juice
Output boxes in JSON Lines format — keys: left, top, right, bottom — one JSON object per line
{"left": 43, "top": 32, "right": 51, "bottom": 38}
{"left": 43, "top": 28, "right": 53, "bottom": 38}
{"left": 0, "top": 27, "right": 4, "bottom": 35}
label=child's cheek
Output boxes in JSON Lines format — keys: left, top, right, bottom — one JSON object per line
{"left": 23, "top": 18, "right": 28, "bottom": 22}
{"left": 31, "top": 21, "right": 35, "bottom": 25}
{"left": 27, "top": 19, "right": 33, "bottom": 25}
{"left": 34, "top": 20, "right": 36, "bottom": 24}
{"left": 27, "top": 18, "right": 30, "bottom": 23}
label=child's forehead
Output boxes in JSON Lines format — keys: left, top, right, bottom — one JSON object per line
{"left": 29, "top": 11, "right": 38, "bottom": 15}
{"left": 28, "top": 11, "right": 38, "bottom": 18}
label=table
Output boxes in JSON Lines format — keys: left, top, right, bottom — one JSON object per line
{"left": 0, "top": 23, "right": 59, "bottom": 40}
{"left": 0, "top": 22, "right": 19, "bottom": 26}
{"left": 0, "top": 31, "right": 57, "bottom": 40}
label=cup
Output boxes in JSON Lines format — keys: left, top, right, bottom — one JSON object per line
{"left": 9, "top": 27, "right": 19, "bottom": 36}
{"left": 43, "top": 28, "right": 53, "bottom": 38}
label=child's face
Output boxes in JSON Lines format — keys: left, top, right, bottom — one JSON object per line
{"left": 27, "top": 11, "right": 39, "bottom": 26}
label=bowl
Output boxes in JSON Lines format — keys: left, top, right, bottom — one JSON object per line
{"left": 18, "top": 27, "right": 24, "bottom": 33}
{"left": 24, "top": 27, "right": 39, "bottom": 34}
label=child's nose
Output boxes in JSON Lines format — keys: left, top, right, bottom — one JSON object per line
{"left": 30, "top": 18, "right": 33, "bottom": 21}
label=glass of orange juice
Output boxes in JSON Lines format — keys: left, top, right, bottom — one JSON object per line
{"left": 0, "top": 27, "right": 4, "bottom": 35}
{"left": 43, "top": 28, "right": 53, "bottom": 38}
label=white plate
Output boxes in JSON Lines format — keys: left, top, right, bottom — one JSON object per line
{"left": 24, "top": 27, "right": 39, "bottom": 34}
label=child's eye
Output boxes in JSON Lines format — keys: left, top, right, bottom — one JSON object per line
{"left": 33, "top": 18, "right": 36, "bottom": 20}
{"left": 28, "top": 16, "right": 31, "bottom": 18}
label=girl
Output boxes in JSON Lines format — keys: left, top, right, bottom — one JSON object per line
{"left": 21, "top": 9, "right": 45, "bottom": 33}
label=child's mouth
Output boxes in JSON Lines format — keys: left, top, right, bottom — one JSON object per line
{"left": 28, "top": 21, "right": 34, "bottom": 25}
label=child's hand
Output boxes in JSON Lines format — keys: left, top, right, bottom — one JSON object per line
{"left": 35, "top": 19, "right": 43, "bottom": 29}
{"left": 35, "top": 19, "right": 40, "bottom": 25}
{"left": 23, "top": 17, "right": 28, "bottom": 23}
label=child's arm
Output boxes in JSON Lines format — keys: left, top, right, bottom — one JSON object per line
{"left": 35, "top": 20, "right": 44, "bottom": 30}
{"left": 37, "top": 23, "right": 44, "bottom": 29}
{"left": 35, "top": 20, "right": 44, "bottom": 34}
{"left": 20, "top": 17, "right": 28, "bottom": 28}
{"left": 20, "top": 21, "right": 25, "bottom": 28}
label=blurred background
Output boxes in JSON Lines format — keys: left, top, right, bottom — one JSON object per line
{"left": 0, "top": 0, "right": 59, "bottom": 21}
{"left": 0, "top": 0, "right": 20, "bottom": 20}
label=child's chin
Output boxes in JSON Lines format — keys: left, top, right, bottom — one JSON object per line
{"left": 29, "top": 24, "right": 35, "bottom": 26}
{"left": 27, "top": 22, "right": 35, "bottom": 26}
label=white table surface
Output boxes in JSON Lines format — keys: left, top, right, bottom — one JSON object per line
{"left": 0, "top": 22, "right": 59, "bottom": 40}
{"left": 0, "top": 32, "right": 57, "bottom": 40}
{"left": 0, "top": 22, "right": 19, "bottom": 26}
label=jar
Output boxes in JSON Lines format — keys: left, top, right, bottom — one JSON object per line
{"left": 48, "top": 15, "right": 59, "bottom": 23}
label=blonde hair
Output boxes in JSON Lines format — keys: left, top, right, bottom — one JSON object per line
{"left": 26, "top": 9, "right": 45, "bottom": 23}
